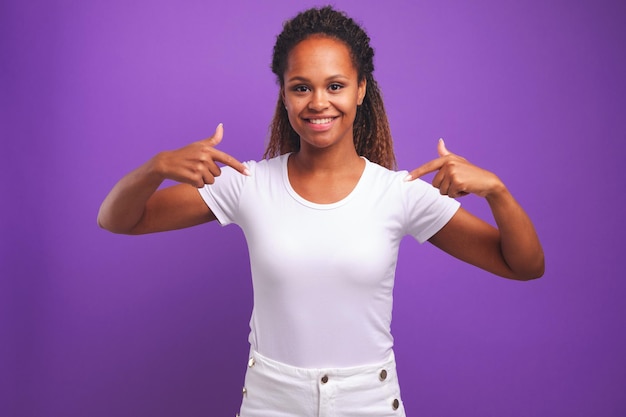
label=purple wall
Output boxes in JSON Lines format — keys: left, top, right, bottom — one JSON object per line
{"left": 2, "top": 0, "right": 625, "bottom": 416}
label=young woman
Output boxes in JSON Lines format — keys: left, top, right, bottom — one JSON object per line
{"left": 98, "top": 6, "right": 544, "bottom": 416}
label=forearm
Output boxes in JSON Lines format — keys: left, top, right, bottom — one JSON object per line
{"left": 97, "top": 157, "right": 164, "bottom": 234}
{"left": 486, "top": 185, "right": 545, "bottom": 280}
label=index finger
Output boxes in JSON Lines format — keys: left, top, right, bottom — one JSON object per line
{"left": 211, "top": 148, "right": 251, "bottom": 176}
{"left": 405, "top": 157, "right": 446, "bottom": 181}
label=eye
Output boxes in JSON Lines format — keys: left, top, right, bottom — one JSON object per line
{"left": 329, "top": 83, "right": 344, "bottom": 92}
{"left": 292, "top": 85, "right": 310, "bottom": 93}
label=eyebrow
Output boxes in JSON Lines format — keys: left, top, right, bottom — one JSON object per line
{"left": 286, "top": 74, "right": 351, "bottom": 83}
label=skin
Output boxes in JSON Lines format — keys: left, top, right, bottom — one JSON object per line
{"left": 283, "top": 36, "right": 367, "bottom": 204}
{"left": 410, "top": 139, "right": 544, "bottom": 280}
{"left": 97, "top": 123, "right": 246, "bottom": 234}
{"left": 97, "top": 35, "right": 544, "bottom": 280}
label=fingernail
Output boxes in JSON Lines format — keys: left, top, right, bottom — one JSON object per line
{"left": 243, "top": 168, "right": 251, "bottom": 176}
{"left": 403, "top": 174, "right": 413, "bottom": 182}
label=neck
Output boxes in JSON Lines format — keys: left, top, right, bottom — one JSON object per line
{"left": 292, "top": 143, "right": 362, "bottom": 175}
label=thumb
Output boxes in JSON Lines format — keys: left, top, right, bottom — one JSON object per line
{"left": 204, "top": 123, "right": 224, "bottom": 147}
{"left": 438, "top": 137, "right": 451, "bottom": 157}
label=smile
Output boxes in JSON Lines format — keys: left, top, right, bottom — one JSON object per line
{"left": 306, "top": 117, "right": 336, "bottom": 124}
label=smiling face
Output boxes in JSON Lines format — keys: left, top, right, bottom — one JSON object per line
{"left": 282, "top": 35, "right": 366, "bottom": 153}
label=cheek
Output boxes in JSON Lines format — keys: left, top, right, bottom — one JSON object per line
{"left": 336, "top": 95, "right": 360, "bottom": 113}
{"left": 284, "top": 102, "right": 303, "bottom": 129}
{"left": 283, "top": 95, "right": 298, "bottom": 112}
{"left": 285, "top": 97, "right": 311, "bottom": 119}
{"left": 284, "top": 101, "right": 298, "bottom": 119}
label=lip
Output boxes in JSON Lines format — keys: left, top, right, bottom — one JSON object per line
{"left": 303, "top": 116, "right": 338, "bottom": 131}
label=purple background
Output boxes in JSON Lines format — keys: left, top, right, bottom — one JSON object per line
{"left": 2, "top": 0, "right": 625, "bottom": 416}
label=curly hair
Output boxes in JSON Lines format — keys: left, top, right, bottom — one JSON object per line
{"left": 264, "top": 6, "right": 396, "bottom": 169}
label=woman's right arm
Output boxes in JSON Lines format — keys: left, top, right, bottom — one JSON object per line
{"left": 97, "top": 124, "right": 249, "bottom": 235}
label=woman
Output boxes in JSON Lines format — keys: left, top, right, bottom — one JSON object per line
{"left": 98, "top": 6, "right": 544, "bottom": 416}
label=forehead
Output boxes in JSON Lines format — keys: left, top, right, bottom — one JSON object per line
{"left": 285, "top": 35, "right": 357, "bottom": 79}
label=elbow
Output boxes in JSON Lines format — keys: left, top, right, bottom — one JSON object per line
{"left": 96, "top": 209, "right": 111, "bottom": 232}
{"left": 97, "top": 208, "right": 134, "bottom": 235}
{"left": 96, "top": 206, "right": 117, "bottom": 233}
{"left": 97, "top": 214, "right": 120, "bottom": 234}
{"left": 515, "top": 270, "right": 544, "bottom": 281}
{"left": 97, "top": 219, "right": 137, "bottom": 235}
{"left": 511, "top": 255, "right": 545, "bottom": 281}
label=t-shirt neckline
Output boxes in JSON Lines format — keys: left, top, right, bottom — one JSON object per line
{"left": 281, "top": 153, "right": 370, "bottom": 210}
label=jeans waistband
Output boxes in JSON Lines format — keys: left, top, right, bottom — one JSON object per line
{"left": 248, "top": 348, "right": 397, "bottom": 380}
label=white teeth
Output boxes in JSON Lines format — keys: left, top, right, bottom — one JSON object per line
{"left": 309, "top": 118, "right": 333, "bottom": 124}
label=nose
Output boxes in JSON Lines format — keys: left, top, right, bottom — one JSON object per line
{"left": 308, "top": 89, "right": 329, "bottom": 111}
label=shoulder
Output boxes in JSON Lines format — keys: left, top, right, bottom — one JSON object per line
{"left": 364, "top": 158, "right": 423, "bottom": 190}
{"left": 363, "top": 159, "right": 458, "bottom": 207}
{"left": 244, "top": 154, "right": 288, "bottom": 178}
{"left": 364, "top": 159, "right": 403, "bottom": 180}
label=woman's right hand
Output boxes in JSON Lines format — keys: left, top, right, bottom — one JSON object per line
{"left": 152, "top": 123, "right": 249, "bottom": 188}
{"left": 98, "top": 124, "right": 248, "bottom": 234}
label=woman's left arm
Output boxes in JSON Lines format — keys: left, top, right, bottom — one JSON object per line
{"left": 406, "top": 139, "right": 545, "bottom": 281}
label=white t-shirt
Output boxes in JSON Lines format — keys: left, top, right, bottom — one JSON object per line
{"left": 199, "top": 154, "right": 460, "bottom": 368}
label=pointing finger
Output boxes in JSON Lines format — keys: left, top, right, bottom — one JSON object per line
{"left": 210, "top": 148, "right": 251, "bottom": 177}
{"left": 405, "top": 138, "right": 454, "bottom": 181}
{"left": 199, "top": 124, "right": 250, "bottom": 177}
{"left": 405, "top": 157, "right": 446, "bottom": 181}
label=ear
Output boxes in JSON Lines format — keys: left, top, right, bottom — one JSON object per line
{"left": 357, "top": 78, "right": 367, "bottom": 105}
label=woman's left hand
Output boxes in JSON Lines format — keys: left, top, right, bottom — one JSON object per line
{"left": 406, "top": 138, "right": 544, "bottom": 280}
{"left": 405, "top": 139, "right": 504, "bottom": 199}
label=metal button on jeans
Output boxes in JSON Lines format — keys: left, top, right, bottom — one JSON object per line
{"left": 379, "top": 369, "right": 388, "bottom": 381}
{"left": 321, "top": 375, "right": 329, "bottom": 384}
{"left": 248, "top": 357, "right": 255, "bottom": 368}
{"left": 392, "top": 398, "right": 400, "bottom": 410}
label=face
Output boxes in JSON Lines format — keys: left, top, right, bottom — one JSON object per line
{"left": 282, "top": 35, "right": 366, "bottom": 152}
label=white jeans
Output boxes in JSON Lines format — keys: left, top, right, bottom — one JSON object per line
{"left": 237, "top": 349, "right": 406, "bottom": 417}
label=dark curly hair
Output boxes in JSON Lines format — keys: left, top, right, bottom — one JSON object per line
{"left": 263, "top": 6, "right": 396, "bottom": 169}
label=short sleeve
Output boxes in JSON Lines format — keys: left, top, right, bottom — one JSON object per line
{"left": 197, "top": 161, "right": 255, "bottom": 226}
{"left": 400, "top": 174, "right": 461, "bottom": 243}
